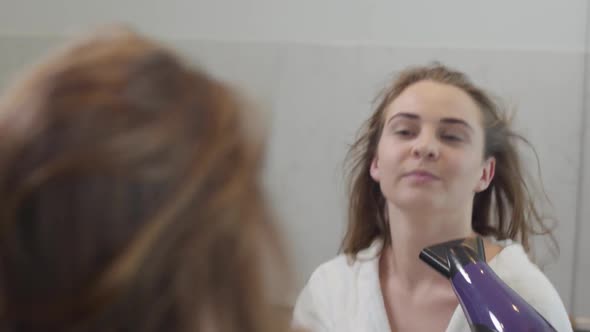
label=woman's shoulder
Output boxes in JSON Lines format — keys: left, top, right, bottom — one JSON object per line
{"left": 490, "top": 242, "right": 573, "bottom": 331}
{"left": 490, "top": 241, "right": 550, "bottom": 283}
{"left": 295, "top": 239, "right": 382, "bottom": 303}
{"left": 307, "top": 239, "right": 383, "bottom": 285}
{"left": 292, "top": 239, "right": 383, "bottom": 330}
{"left": 491, "top": 242, "right": 557, "bottom": 297}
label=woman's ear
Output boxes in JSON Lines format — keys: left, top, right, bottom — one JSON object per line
{"left": 370, "top": 157, "right": 380, "bottom": 182}
{"left": 475, "top": 156, "right": 496, "bottom": 192}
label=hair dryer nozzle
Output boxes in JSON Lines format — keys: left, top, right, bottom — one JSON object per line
{"left": 419, "top": 237, "right": 485, "bottom": 278}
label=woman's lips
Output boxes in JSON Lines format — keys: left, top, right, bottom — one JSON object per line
{"left": 404, "top": 170, "right": 440, "bottom": 182}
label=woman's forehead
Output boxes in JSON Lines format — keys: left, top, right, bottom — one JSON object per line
{"left": 385, "top": 81, "right": 483, "bottom": 126}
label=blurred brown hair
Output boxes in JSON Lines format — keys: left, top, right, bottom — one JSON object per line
{"left": 0, "top": 28, "right": 287, "bottom": 332}
{"left": 342, "top": 63, "right": 554, "bottom": 256}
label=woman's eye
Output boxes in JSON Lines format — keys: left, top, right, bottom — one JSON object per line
{"left": 441, "top": 134, "right": 463, "bottom": 142}
{"left": 395, "top": 129, "right": 414, "bottom": 137}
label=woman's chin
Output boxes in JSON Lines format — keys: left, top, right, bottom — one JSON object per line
{"left": 390, "top": 194, "right": 444, "bottom": 212}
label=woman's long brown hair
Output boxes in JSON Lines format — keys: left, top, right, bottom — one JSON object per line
{"left": 0, "top": 28, "right": 288, "bottom": 332}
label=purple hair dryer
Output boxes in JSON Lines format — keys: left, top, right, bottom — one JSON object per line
{"left": 419, "top": 237, "right": 556, "bottom": 332}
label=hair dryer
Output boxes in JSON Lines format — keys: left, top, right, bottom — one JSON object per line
{"left": 419, "top": 237, "right": 556, "bottom": 332}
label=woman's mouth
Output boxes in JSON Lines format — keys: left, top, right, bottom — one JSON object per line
{"left": 404, "top": 170, "right": 440, "bottom": 182}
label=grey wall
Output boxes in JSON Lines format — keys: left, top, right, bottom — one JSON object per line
{"left": 0, "top": 0, "right": 588, "bottom": 323}
{"left": 574, "top": 21, "right": 590, "bottom": 323}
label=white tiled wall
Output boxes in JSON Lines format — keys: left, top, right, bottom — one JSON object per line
{"left": 0, "top": 1, "right": 587, "bottom": 51}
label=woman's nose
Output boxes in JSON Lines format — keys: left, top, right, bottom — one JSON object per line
{"left": 411, "top": 133, "right": 439, "bottom": 160}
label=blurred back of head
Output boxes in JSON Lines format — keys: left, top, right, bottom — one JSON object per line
{"left": 0, "top": 27, "right": 286, "bottom": 332}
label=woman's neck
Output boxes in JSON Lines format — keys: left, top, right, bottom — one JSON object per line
{"left": 381, "top": 204, "right": 474, "bottom": 291}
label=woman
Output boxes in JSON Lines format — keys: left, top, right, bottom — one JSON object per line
{"left": 293, "top": 64, "right": 572, "bottom": 331}
{"left": 0, "top": 28, "right": 290, "bottom": 332}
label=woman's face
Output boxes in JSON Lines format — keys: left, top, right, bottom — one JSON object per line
{"left": 370, "top": 80, "right": 495, "bottom": 214}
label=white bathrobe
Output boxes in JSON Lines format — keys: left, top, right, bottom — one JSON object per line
{"left": 293, "top": 239, "right": 573, "bottom": 332}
